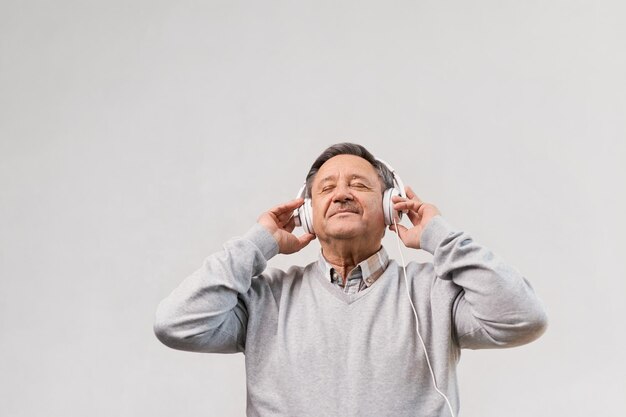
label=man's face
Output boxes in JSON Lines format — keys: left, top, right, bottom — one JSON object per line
{"left": 310, "top": 154, "right": 386, "bottom": 241}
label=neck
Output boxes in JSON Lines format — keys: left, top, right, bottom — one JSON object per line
{"left": 321, "top": 239, "right": 382, "bottom": 282}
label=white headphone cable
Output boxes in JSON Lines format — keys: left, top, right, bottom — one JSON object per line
{"left": 393, "top": 217, "right": 456, "bottom": 417}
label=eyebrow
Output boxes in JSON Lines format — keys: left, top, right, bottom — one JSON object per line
{"left": 317, "top": 174, "right": 373, "bottom": 185}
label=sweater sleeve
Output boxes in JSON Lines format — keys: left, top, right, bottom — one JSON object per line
{"left": 153, "top": 223, "right": 279, "bottom": 353}
{"left": 419, "top": 215, "right": 548, "bottom": 349}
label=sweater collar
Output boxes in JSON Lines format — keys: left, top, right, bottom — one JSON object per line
{"left": 317, "top": 246, "right": 389, "bottom": 288}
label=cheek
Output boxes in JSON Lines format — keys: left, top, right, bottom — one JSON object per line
{"left": 311, "top": 198, "right": 328, "bottom": 220}
{"left": 366, "top": 197, "right": 385, "bottom": 218}
{"left": 366, "top": 194, "right": 383, "bottom": 209}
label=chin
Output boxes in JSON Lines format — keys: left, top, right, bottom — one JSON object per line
{"left": 327, "top": 231, "right": 360, "bottom": 240}
{"left": 324, "top": 222, "right": 365, "bottom": 240}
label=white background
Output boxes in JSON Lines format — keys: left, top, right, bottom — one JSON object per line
{"left": 1, "top": 1, "right": 625, "bottom": 416}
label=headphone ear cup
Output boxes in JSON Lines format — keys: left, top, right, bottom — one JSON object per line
{"left": 382, "top": 188, "right": 402, "bottom": 226}
{"left": 300, "top": 198, "right": 314, "bottom": 235}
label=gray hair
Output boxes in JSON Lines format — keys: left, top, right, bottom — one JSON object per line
{"left": 304, "top": 143, "right": 394, "bottom": 198}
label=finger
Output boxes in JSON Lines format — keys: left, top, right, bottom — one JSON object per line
{"left": 270, "top": 198, "right": 304, "bottom": 218}
{"left": 391, "top": 195, "right": 410, "bottom": 214}
{"left": 392, "top": 193, "right": 421, "bottom": 206}
{"left": 389, "top": 222, "right": 405, "bottom": 232}
{"left": 389, "top": 223, "right": 410, "bottom": 243}
{"left": 270, "top": 198, "right": 304, "bottom": 213}
{"left": 405, "top": 186, "right": 422, "bottom": 203}
{"left": 283, "top": 212, "right": 296, "bottom": 232}
{"left": 393, "top": 199, "right": 423, "bottom": 213}
{"left": 406, "top": 209, "right": 420, "bottom": 226}
{"left": 281, "top": 222, "right": 296, "bottom": 234}
{"left": 393, "top": 201, "right": 423, "bottom": 226}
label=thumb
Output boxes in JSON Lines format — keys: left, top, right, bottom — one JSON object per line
{"left": 389, "top": 223, "right": 409, "bottom": 244}
{"left": 279, "top": 232, "right": 316, "bottom": 255}
{"left": 293, "top": 233, "right": 316, "bottom": 252}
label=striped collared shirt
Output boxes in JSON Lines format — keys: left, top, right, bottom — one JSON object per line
{"left": 318, "top": 246, "right": 389, "bottom": 294}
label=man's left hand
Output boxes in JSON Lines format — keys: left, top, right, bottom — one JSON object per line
{"left": 389, "top": 186, "right": 441, "bottom": 250}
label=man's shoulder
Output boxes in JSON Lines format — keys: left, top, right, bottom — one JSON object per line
{"left": 250, "top": 260, "right": 317, "bottom": 288}
{"left": 384, "top": 258, "right": 434, "bottom": 275}
{"left": 244, "top": 261, "right": 317, "bottom": 304}
{"left": 385, "top": 258, "right": 455, "bottom": 290}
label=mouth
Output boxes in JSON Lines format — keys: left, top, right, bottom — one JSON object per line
{"left": 330, "top": 208, "right": 360, "bottom": 217}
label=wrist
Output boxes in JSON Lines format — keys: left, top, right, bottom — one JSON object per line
{"left": 419, "top": 215, "right": 455, "bottom": 254}
{"left": 245, "top": 223, "right": 280, "bottom": 260}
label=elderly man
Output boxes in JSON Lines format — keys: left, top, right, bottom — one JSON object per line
{"left": 154, "top": 143, "right": 548, "bottom": 417}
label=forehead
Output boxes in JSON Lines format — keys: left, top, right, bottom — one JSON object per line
{"left": 314, "top": 154, "right": 379, "bottom": 183}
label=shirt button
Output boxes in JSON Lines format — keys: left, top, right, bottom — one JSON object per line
{"left": 366, "top": 278, "right": 372, "bottom": 284}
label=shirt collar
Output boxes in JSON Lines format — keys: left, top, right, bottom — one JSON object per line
{"left": 317, "top": 246, "right": 389, "bottom": 288}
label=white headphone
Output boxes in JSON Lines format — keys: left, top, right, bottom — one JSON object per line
{"left": 293, "top": 158, "right": 407, "bottom": 235}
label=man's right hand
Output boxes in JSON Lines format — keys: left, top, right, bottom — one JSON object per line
{"left": 257, "top": 198, "right": 316, "bottom": 255}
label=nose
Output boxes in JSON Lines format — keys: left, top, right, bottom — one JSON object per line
{"left": 332, "top": 183, "right": 353, "bottom": 203}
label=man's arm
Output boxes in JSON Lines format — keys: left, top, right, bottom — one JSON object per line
{"left": 391, "top": 187, "right": 548, "bottom": 349}
{"left": 153, "top": 223, "right": 278, "bottom": 353}
{"left": 420, "top": 215, "right": 548, "bottom": 348}
{"left": 153, "top": 198, "right": 315, "bottom": 353}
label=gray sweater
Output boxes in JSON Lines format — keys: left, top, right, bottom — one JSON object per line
{"left": 154, "top": 215, "right": 548, "bottom": 417}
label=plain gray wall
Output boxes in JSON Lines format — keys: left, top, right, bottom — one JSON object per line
{"left": 1, "top": 1, "right": 624, "bottom": 416}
